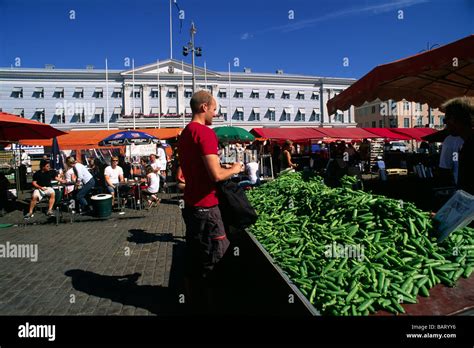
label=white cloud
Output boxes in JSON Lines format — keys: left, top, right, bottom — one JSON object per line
{"left": 241, "top": 32, "right": 252, "bottom": 40}
{"left": 243, "top": 0, "right": 429, "bottom": 37}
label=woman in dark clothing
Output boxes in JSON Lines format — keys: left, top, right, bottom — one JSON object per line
{"left": 280, "top": 140, "right": 297, "bottom": 172}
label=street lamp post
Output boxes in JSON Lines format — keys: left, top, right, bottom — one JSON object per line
{"left": 182, "top": 22, "right": 202, "bottom": 94}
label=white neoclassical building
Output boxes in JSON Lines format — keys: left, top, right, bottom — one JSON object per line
{"left": 0, "top": 59, "right": 356, "bottom": 131}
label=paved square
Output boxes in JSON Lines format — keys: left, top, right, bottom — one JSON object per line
{"left": 0, "top": 195, "right": 188, "bottom": 316}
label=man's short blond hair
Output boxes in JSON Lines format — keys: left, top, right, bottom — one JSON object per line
{"left": 441, "top": 96, "right": 474, "bottom": 126}
{"left": 190, "top": 90, "right": 214, "bottom": 113}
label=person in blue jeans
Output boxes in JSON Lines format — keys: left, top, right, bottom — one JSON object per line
{"left": 66, "top": 157, "right": 95, "bottom": 214}
{"left": 238, "top": 158, "right": 260, "bottom": 188}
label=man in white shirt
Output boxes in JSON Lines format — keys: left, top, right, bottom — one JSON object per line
{"left": 439, "top": 135, "right": 464, "bottom": 185}
{"left": 238, "top": 159, "right": 260, "bottom": 188}
{"left": 104, "top": 156, "right": 124, "bottom": 205}
{"left": 149, "top": 154, "right": 160, "bottom": 174}
{"left": 157, "top": 143, "right": 168, "bottom": 176}
{"left": 66, "top": 156, "right": 95, "bottom": 213}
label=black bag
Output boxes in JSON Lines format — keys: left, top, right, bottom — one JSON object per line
{"left": 216, "top": 180, "right": 258, "bottom": 229}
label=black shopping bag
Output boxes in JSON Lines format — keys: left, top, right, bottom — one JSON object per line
{"left": 216, "top": 180, "right": 258, "bottom": 230}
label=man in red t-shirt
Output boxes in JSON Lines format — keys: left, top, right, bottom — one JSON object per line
{"left": 178, "top": 90, "right": 242, "bottom": 311}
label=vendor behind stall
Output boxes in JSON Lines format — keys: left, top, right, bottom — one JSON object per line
{"left": 442, "top": 96, "right": 474, "bottom": 195}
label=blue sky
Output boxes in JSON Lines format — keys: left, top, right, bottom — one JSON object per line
{"left": 0, "top": 0, "right": 472, "bottom": 78}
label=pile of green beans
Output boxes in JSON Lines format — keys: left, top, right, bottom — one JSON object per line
{"left": 247, "top": 172, "right": 474, "bottom": 315}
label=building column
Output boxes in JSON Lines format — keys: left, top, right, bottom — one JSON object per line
{"left": 159, "top": 86, "right": 167, "bottom": 114}
{"left": 142, "top": 85, "right": 150, "bottom": 116}
{"left": 177, "top": 84, "right": 185, "bottom": 115}
{"left": 124, "top": 84, "right": 132, "bottom": 115}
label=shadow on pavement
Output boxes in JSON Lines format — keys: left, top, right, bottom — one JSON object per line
{"left": 127, "top": 229, "right": 174, "bottom": 244}
{"left": 65, "top": 231, "right": 188, "bottom": 315}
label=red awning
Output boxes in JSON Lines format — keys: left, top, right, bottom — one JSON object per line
{"left": 362, "top": 128, "right": 412, "bottom": 140}
{"left": 314, "top": 127, "right": 380, "bottom": 140}
{"left": 389, "top": 128, "right": 438, "bottom": 141}
{"left": 20, "top": 128, "right": 182, "bottom": 149}
{"left": 327, "top": 35, "right": 474, "bottom": 115}
{"left": 0, "top": 112, "right": 66, "bottom": 142}
{"left": 250, "top": 128, "right": 326, "bottom": 141}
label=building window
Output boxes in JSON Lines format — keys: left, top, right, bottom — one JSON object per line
{"left": 251, "top": 90, "right": 259, "bottom": 99}
{"left": 429, "top": 115, "right": 434, "bottom": 125}
{"left": 234, "top": 108, "right": 244, "bottom": 121}
{"left": 310, "top": 111, "right": 320, "bottom": 122}
{"left": 184, "top": 90, "right": 192, "bottom": 98}
{"left": 267, "top": 109, "right": 276, "bottom": 121}
{"left": 134, "top": 90, "right": 141, "bottom": 98}
{"left": 336, "top": 113, "right": 343, "bottom": 122}
{"left": 95, "top": 108, "right": 104, "bottom": 123}
{"left": 54, "top": 88, "right": 64, "bottom": 99}
{"left": 218, "top": 91, "right": 227, "bottom": 98}
{"left": 403, "top": 118, "right": 410, "bottom": 128}
{"left": 311, "top": 92, "right": 319, "bottom": 101}
{"left": 295, "top": 110, "right": 305, "bottom": 122}
{"left": 281, "top": 109, "right": 291, "bottom": 122}
{"left": 267, "top": 90, "right": 275, "bottom": 99}
{"left": 234, "top": 90, "right": 243, "bottom": 98}
{"left": 371, "top": 121, "right": 376, "bottom": 127}
{"left": 55, "top": 108, "right": 65, "bottom": 123}
{"left": 74, "top": 88, "right": 84, "bottom": 99}
{"left": 168, "top": 90, "right": 176, "bottom": 98}
{"left": 282, "top": 91, "right": 290, "bottom": 99}
{"left": 416, "top": 116, "right": 423, "bottom": 126}
{"left": 416, "top": 103, "right": 422, "bottom": 111}
{"left": 379, "top": 120, "right": 383, "bottom": 127}
{"left": 371, "top": 106, "right": 376, "bottom": 114}
{"left": 34, "top": 88, "right": 44, "bottom": 98}
{"left": 113, "top": 88, "right": 122, "bottom": 98}
{"left": 250, "top": 108, "right": 260, "bottom": 121}
{"left": 36, "top": 110, "right": 45, "bottom": 123}
{"left": 94, "top": 90, "right": 103, "bottom": 98}
{"left": 296, "top": 91, "right": 305, "bottom": 100}
{"left": 151, "top": 89, "right": 159, "bottom": 98}
{"left": 12, "top": 87, "right": 23, "bottom": 98}
{"left": 74, "top": 110, "right": 85, "bottom": 123}
{"left": 403, "top": 101, "right": 410, "bottom": 111}
{"left": 14, "top": 108, "right": 25, "bottom": 117}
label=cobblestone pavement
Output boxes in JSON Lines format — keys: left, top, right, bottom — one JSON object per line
{"left": 0, "top": 194, "right": 188, "bottom": 316}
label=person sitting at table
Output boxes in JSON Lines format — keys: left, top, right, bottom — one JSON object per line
{"left": 104, "top": 157, "right": 125, "bottom": 206}
{"left": 119, "top": 155, "right": 133, "bottom": 180}
{"left": 141, "top": 165, "right": 160, "bottom": 208}
{"left": 65, "top": 157, "right": 96, "bottom": 214}
{"left": 238, "top": 157, "right": 260, "bottom": 188}
{"left": 24, "top": 159, "right": 62, "bottom": 219}
{"left": 64, "top": 161, "right": 77, "bottom": 197}
{"left": 135, "top": 156, "right": 148, "bottom": 178}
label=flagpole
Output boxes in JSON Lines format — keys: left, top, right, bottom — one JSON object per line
{"left": 228, "top": 62, "right": 232, "bottom": 127}
{"left": 132, "top": 58, "right": 135, "bottom": 130}
{"left": 105, "top": 58, "right": 110, "bottom": 130}
{"left": 182, "top": 60, "right": 185, "bottom": 129}
{"left": 169, "top": 0, "right": 173, "bottom": 59}
{"left": 157, "top": 59, "right": 161, "bottom": 129}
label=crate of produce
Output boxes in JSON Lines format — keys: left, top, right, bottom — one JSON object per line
{"left": 245, "top": 172, "right": 474, "bottom": 316}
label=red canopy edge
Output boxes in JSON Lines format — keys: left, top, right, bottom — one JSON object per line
{"left": 250, "top": 128, "right": 326, "bottom": 141}
{"left": 20, "top": 128, "right": 182, "bottom": 149}
{"left": 327, "top": 35, "right": 474, "bottom": 115}
{"left": 362, "top": 128, "right": 412, "bottom": 140}
{"left": 389, "top": 127, "right": 438, "bottom": 141}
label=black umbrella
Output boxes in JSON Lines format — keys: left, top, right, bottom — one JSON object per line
{"left": 50, "top": 137, "right": 63, "bottom": 172}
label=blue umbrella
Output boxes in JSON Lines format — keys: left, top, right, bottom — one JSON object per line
{"left": 50, "top": 137, "right": 63, "bottom": 171}
{"left": 98, "top": 130, "right": 160, "bottom": 146}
